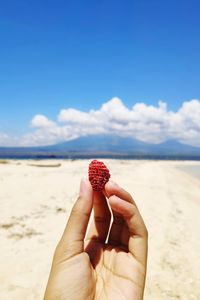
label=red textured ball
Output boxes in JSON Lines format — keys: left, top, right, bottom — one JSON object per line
{"left": 88, "top": 160, "right": 110, "bottom": 191}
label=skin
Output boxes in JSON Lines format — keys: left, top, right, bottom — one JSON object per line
{"left": 44, "top": 179, "right": 148, "bottom": 300}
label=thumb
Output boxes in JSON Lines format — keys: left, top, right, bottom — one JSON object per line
{"left": 56, "top": 179, "right": 93, "bottom": 259}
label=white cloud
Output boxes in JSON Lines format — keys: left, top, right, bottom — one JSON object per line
{"left": 0, "top": 97, "right": 200, "bottom": 147}
{"left": 31, "top": 114, "right": 56, "bottom": 129}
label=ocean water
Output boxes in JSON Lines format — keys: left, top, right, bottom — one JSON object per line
{"left": 178, "top": 165, "right": 200, "bottom": 180}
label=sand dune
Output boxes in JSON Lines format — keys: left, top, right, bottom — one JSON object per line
{"left": 0, "top": 159, "right": 200, "bottom": 299}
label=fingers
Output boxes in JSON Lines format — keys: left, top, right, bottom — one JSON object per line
{"left": 86, "top": 190, "right": 111, "bottom": 243}
{"left": 105, "top": 181, "right": 137, "bottom": 248}
{"left": 56, "top": 179, "right": 93, "bottom": 259}
{"left": 104, "top": 182, "right": 125, "bottom": 247}
{"left": 105, "top": 181, "right": 148, "bottom": 265}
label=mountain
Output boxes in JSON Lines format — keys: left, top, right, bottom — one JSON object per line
{"left": 140, "top": 139, "right": 200, "bottom": 155}
{"left": 0, "top": 135, "right": 200, "bottom": 159}
{"left": 47, "top": 135, "right": 148, "bottom": 153}
{"left": 47, "top": 135, "right": 200, "bottom": 156}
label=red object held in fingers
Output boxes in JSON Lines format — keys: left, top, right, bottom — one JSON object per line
{"left": 88, "top": 160, "right": 110, "bottom": 191}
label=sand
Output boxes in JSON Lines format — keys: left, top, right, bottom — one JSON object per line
{"left": 0, "top": 159, "right": 200, "bottom": 300}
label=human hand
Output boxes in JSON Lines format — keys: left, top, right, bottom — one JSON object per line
{"left": 44, "top": 179, "right": 148, "bottom": 300}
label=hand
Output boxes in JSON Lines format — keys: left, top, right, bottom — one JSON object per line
{"left": 44, "top": 179, "right": 148, "bottom": 300}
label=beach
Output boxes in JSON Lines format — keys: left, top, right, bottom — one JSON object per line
{"left": 0, "top": 159, "right": 200, "bottom": 300}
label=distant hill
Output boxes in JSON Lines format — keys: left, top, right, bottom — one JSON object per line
{"left": 48, "top": 135, "right": 148, "bottom": 153}
{"left": 0, "top": 135, "right": 200, "bottom": 159}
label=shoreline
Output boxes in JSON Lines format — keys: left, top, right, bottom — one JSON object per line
{"left": 1, "top": 155, "right": 200, "bottom": 161}
{"left": 176, "top": 165, "right": 200, "bottom": 180}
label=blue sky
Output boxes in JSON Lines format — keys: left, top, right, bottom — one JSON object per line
{"left": 0, "top": 0, "right": 200, "bottom": 145}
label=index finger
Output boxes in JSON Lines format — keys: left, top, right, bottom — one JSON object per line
{"left": 57, "top": 179, "right": 93, "bottom": 260}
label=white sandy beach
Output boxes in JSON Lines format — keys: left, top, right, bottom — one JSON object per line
{"left": 0, "top": 159, "right": 200, "bottom": 300}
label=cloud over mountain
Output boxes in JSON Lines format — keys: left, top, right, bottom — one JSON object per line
{"left": 1, "top": 97, "right": 200, "bottom": 147}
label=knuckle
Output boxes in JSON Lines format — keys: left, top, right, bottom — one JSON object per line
{"left": 54, "top": 240, "right": 78, "bottom": 262}
{"left": 94, "top": 211, "right": 111, "bottom": 224}
{"left": 113, "top": 215, "right": 124, "bottom": 225}
{"left": 71, "top": 204, "right": 83, "bottom": 217}
{"left": 71, "top": 206, "right": 80, "bottom": 216}
{"left": 94, "top": 215, "right": 107, "bottom": 223}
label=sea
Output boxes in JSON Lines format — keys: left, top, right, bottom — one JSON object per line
{"left": 0, "top": 153, "right": 200, "bottom": 161}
